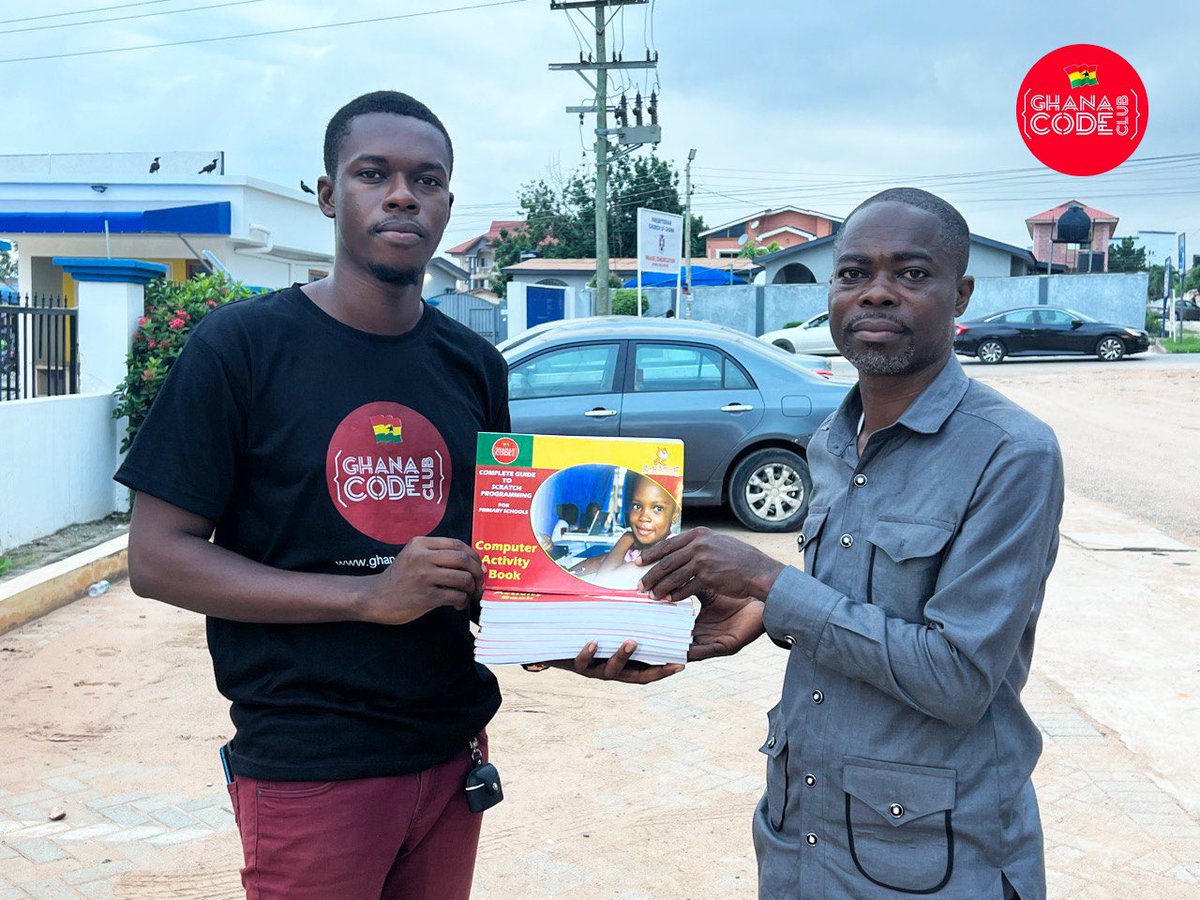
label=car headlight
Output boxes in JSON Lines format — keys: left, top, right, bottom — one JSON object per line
{"left": 1124, "top": 328, "right": 1144, "bottom": 337}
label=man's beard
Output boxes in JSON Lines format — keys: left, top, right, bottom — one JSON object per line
{"left": 369, "top": 263, "right": 422, "bottom": 286}
{"left": 843, "top": 339, "right": 918, "bottom": 376}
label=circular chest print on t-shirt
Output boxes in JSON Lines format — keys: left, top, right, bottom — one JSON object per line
{"left": 326, "top": 402, "right": 451, "bottom": 544}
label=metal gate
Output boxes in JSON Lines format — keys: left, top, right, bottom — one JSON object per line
{"left": 428, "top": 292, "right": 503, "bottom": 344}
{"left": 1, "top": 293, "right": 78, "bottom": 401}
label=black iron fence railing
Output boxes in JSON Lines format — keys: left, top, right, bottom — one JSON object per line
{"left": 0, "top": 294, "right": 79, "bottom": 401}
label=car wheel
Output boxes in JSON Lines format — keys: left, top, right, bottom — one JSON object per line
{"left": 728, "top": 449, "right": 812, "bottom": 533}
{"left": 977, "top": 339, "right": 1006, "bottom": 364}
{"left": 1096, "top": 336, "right": 1125, "bottom": 362}
{"left": 772, "top": 339, "right": 795, "bottom": 353}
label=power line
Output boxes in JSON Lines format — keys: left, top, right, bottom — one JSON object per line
{"left": 0, "top": 0, "right": 263, "bottom": 36}
{"left": 0, "top": 0, "right": 530, "bottom": 64}
{"left": 0, "top": 0, "right": 177, "bottom": 26}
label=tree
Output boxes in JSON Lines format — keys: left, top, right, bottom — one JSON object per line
{"left": 737, "top": 240, "right": 782, "bottom": 259}
{"left": 1107, "top": 236, "right": 1147, "bottom": 273}
{"left": 0, "top": 246, "right": 17, "bottom": 287}
{"left": 488, "top": 155, "right": 707, "bottom": 295}
{"left": 1147, "top": 264, "right": 1164, "bottom": 301}
{"left": 1183, "top": 265, "right": 1200, "bottom": 295}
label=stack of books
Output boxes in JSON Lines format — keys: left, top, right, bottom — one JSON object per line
{"left": 471, "top": 432, "right": 696, "bottom": 666}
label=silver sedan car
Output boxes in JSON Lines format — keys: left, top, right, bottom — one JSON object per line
{"left": 498, "top": 317, "right": 853, "bottom": 532}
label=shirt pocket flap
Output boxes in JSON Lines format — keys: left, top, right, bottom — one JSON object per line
{"left": 796, "top": 505, "right": 829, "bottom": 552}
{"left": 867, "top": 517, "right": 954, "bottom": 563}
{"left": 843, "top": 758, "right": 956, "bottom": 827}
{"left": 758, "top": 703, "right": 787, "bottom": 759}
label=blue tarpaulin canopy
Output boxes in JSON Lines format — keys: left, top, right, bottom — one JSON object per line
{"left": 622, "top": 264, "right": 747, "bottom": 288}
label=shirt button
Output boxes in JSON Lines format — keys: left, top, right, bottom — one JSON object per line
{"left": 853, "top": 474, "right": 867, "bottom": 487}
{"left": 805, "top": 833, "right": 818, "bottom": 846}
{"left": 804, "top": 774, "right": 816, "bottom": 787}
{"left": 811, "top": 689, "right": 824, "bottom": 704}
{"left": 889, "top": 803, "right": 904, "bottom": 818}
{"left": 839, "top": 533, "right": 854, "bottom": 548}
{"left": 767, "top": 735, "right": 777, "bottom": 749}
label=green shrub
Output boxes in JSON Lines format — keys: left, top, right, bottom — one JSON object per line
{"left": 0, "top": 557, "right": 9, "bottom": 576}
{"left": 611, "top": 288, "right": 650, "bottom": 316}
{"left": 113, "top": 273, "right": 255, "bottom": 452}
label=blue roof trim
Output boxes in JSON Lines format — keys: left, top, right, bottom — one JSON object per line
{"left": 0, "top": 202, "right": 232, "bottom": 236}
{"left": 54, "top": 257, "right": 169, "bottom": 284}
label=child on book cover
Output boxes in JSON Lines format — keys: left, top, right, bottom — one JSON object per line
{"left": 567, "top": 474, "right": 680, "bottom": 591}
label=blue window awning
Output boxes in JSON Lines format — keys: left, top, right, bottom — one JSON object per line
{"left": 0, "top": 202, "right": 231, "bottom": 235}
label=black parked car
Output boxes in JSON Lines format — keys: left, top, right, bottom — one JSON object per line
{"left": 954, "top": 306, "right": 1151, "bottom": 364}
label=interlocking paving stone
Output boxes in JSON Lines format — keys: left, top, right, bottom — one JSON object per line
{"left": 61, "top": 861, "right": 133, "bottom": 886}
{"left": 10, "top": 837, "right": 68, "bottom": 863}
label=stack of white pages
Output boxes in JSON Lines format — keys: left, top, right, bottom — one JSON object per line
{"left": 470, "top": 432, "right": 696, "bottom": 667}
{"left": 475, "top": 592, "right": 696, "bottom": 666}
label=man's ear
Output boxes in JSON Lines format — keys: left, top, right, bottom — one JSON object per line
{"left": 955, "top": 275, "right": 975, "bottom": 318}
{"left": 316, "top": 175, "right": 335, "bottom": 220}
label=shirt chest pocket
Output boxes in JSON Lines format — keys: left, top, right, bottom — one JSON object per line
{"left": 865, "top": 516, "right": 955, "bottom": 619}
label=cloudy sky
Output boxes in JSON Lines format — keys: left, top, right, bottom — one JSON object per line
{"left": 4, "top": 0, "right": 1197, "bottom": 258}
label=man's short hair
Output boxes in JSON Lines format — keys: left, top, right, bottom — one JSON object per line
{"left": 837, "top": 188, "right": 970, "bottom": 278}
{"left": 323, "top": 91, "right": 454, "bottom": 179}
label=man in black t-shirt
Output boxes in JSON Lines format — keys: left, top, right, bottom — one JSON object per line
{"left": 119, "top": 91, "right": 681, "bottom": 899}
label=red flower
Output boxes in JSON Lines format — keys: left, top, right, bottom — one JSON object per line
{"left": 137, "top": 316, "right": 149, "bottom": 327}
{"left": 168, "top": 317, "right": 186, "bottom": 330}
{"left": 147, "top": 339, "right": 158, "bottom": 349}
{"left": 206, "top": 299, "right": 218, "bottom": 308}
{"left": 142, "top": 369, "right": 154, "bottom": 382}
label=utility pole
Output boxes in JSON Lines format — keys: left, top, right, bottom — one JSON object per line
{"left": 683, "top": 147, "right": 696, "bottom": 318}
{"left": 550, "top": 1, "right": 658, "bottom": 315}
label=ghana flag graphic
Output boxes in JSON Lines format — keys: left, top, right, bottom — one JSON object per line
{"left": 370, "top": 414, "right": 403, "bottom": 443}
{"left": 1064, "top": 64, "right": 1098, "bottom": 88}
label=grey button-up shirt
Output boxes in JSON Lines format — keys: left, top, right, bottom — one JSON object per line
{"left": 754, "top": 355, "right": 1063, "bottom": 900}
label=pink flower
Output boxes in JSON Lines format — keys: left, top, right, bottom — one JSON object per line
{"left": 147, "top": 339, "right": 157, "bottom": 349}
{"left": 137, "top": 316, "right": 149, "bottom": 327}
{"left": 142, "top": 369, "right": 154, "bottom": 382}
{"left": 206, "top": 299, "right": 218, "bottom": 309}
{"left": 168, "top": 317, "right": 186, "bottom": 331}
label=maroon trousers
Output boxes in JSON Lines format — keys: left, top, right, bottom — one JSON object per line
{"left": 227, "top": 739, "right": 485, "bottom": 900}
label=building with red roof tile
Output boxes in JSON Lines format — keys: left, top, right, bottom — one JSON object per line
{"left": 445, "top": 220, "right": 525, "bottom": 291}
{"left": 1026, "top": 201, "right": 1119, "bottom": 273}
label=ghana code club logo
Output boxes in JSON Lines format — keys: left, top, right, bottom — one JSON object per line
{"left": 1017, "top": 44, "right": 1147, "bottom": 176}
{"left": 326, "top": 402, "right": 450, "bottom": 544}
{"left": 491, "top": 437, "right": 520, "bottom": 465}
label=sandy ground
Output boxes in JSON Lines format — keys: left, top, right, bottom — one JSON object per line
{"left": 0, "top": 360, "right": 1197, "bottom": 898}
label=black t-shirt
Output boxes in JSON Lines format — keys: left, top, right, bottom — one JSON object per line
{"left": 115, "top": 285, "right": 508, "bottom": 780}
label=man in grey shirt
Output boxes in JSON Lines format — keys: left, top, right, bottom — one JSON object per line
{"left": 640, "top": 188, "right": 1063, "bottom": 899}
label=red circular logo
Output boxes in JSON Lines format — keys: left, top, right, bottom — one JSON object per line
{"left": 491, "top": 437, "right": 519, "bottom": 465}
{"left": 325, "top": 402, "right": 451, "bottom": 544}
{"left": 1016, "top": 44, "right": 1147, "bottom": 176}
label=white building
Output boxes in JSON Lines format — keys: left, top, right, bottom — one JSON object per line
{"left": 0, "top": 152, "right": 334, "bottom": 301}
{"left": 1132, "top": 230, "right": 1178, "bottom": 269}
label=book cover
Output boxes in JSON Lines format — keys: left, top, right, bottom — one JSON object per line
{"left": 472, "top": 432, "right": 685, "bottom": 597}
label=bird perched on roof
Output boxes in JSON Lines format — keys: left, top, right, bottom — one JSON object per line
{"left": 198, "top": 158, "right": 219, "bottom": 175}
{"left": 300, "top": 180, "right": 316, "bottom": 195}
{"left": 149, "top": 157, "right": 160, "bottom": 174}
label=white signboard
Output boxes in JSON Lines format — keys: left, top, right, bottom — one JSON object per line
{"left": 637, "top": 208, "right": 683, "bottom": 274}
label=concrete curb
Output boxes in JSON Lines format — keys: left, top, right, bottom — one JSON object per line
{"left": 0, "top": 533, "right": 129, "bottom": 636}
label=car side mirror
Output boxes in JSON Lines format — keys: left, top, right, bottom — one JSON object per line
{"left": 1071, "top": 319, "right": 1084, "bottom": 329}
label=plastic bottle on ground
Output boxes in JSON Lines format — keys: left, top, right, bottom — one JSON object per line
{"left": 87, "top": 580, "right": 110, "bottom": 597}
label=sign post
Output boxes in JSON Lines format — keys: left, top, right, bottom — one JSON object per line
{"left": 636, "top": 208, "right": 683, "bottom": 317}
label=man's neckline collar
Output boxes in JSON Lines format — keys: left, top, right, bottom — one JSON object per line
{"left": 829, "top": 354, "right": 970, "bottom": 447}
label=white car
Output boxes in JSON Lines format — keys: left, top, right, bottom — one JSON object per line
{"left": 760, "top": 312, "right": 839, "bottom": 356}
